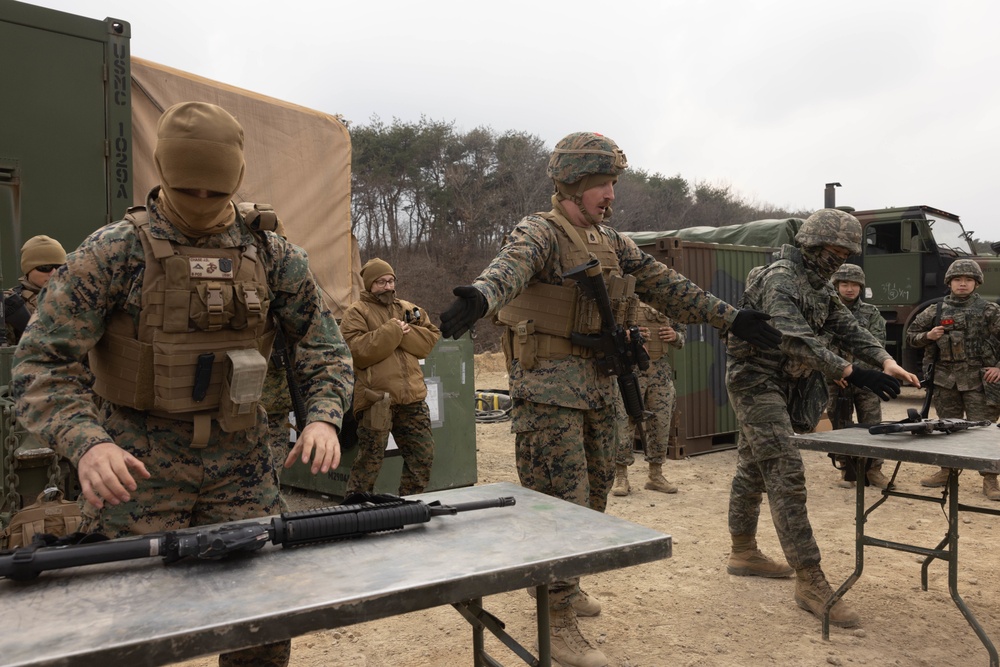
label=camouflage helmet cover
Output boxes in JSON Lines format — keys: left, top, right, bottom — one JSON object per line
{"left": 795, "top": 208, "right": 862, "bottom": 255}
{"left": 944, "top": 258, "right": 984, "bottom": 285}
{"left": 832, "top": 263, "right": 866, "bottom": 288}
{"left": 547, "top": 132, "right": 628, "bottom": 185}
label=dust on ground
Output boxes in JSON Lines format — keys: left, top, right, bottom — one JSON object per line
{"left": 175, "top": 353, "right": 1000, "bottom": 667}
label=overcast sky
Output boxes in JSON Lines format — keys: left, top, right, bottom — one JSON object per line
{"left": 26, "top": 0, "right": 1000, "bottom": 242}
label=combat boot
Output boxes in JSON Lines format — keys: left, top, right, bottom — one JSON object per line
{"left": 726, "top": 534, "right": 793, "bottom": 577}
{"left": 644, "top": 463, "right": 677, "bottom": 494}
{"left": 794, "top": 564, "right": 860, "bottom": 628}
{"left": 549, "top": 607, "right": 608, "bottom": 667}
{"left": 984, "top": 474, "right": 1000, "bottom": 501}
{"left": 866, "top": 464, "right": 891, "bottom": 490}
{"left": 921, "top": 467, "right": 950, "bottom": 488}
{"left": 611, "top": 464, "right": 630, "bottom": 497}
{"left": 526, "top": 587, "right": 601, "bottom": 617}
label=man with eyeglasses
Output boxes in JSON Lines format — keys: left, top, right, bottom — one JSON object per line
{"left": 3, "top": 235, "right": 66, "bottom": 345}
{"left": 340, "top": 258, "right": 441, "bottom": 496}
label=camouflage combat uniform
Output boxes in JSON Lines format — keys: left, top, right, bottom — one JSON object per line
{"left": 825, "top": 295, "right": 885, "bottom": 428}
{"left": 727, "top": 244, "right": 890, "bottom": 569}
{"left": 13, "top": 196, "right": 353, "bottom": 667}
{"left": 907, "top": 290, "right": 1000, "bottom": 476}
{"left": 340, "top": 291, "right": 440, "bottom": 496}
{"left": 615, "top": 305, "right": 685, "bottom": 466}
{"left": 3, "top": 277, "right": 42, "bottom": 345}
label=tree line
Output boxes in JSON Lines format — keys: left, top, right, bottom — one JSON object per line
{"left": 348, "top": 116, "right": 808, "bottom": 351}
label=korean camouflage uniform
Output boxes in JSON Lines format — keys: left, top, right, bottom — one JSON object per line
{"left": 474, "top": 212, "right": 737, "bottom": 608}
{"left": 727, "top": 245, "right": 890, "bottom": 569}
{"left": 615, "top": 305, "right": 685, "bottom": 466}
{"left": 13, "top": 199, "right": 353, "bottom": 667}
{"left": 825, "top": 297, "right": 886, "bottom": 428}
{"left": 907, "top": 292, "right": 1000, "bottom": 473}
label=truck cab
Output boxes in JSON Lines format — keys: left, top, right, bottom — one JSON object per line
{"left": 852, "top": 205, "right": 1000, "bottom": 373}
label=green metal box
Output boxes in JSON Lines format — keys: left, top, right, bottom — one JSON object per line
{"left": 279, "top": 336, "right": 477, "bottom": 497}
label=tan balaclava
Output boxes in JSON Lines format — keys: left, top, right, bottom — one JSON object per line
{"left": 20, "top": 235, "right": 67, "bottom": 275}
{"left": 154, "top": 102, "right": 246, "bottom": 238}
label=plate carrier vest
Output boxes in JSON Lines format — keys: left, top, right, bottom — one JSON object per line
{"left": 496, "top": 209, "right": 637, "bottom": 368}
{"left": 89, "top": 204, "right": 277, "bottom": 445}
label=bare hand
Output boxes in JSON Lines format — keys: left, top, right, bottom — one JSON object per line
{"left": 392, "top": 318, "right": 412, "bottom": 334}
{"left": 882, "top": 359, "right": 921, "bottom": 388}
{"left": 77, "top": 442, "right": 151, "bottom": 509}
{"left": 659, "top": 325, "right": 677, "bottom": 343}
{"left": 286, "top": 421, "right": 341, "bottom": 474}
{"left": 926, "top": 326, "right": 945, "bottom": 341}
{"left": 834, "top": 378, "right": 849, "bottom": 389}
{"left": 985, "top": 367, "right": 1000, "bottom": 383}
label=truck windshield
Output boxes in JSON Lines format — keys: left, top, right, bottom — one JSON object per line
{"left": 927, "top": 216, "right": 973, "bottom": 255}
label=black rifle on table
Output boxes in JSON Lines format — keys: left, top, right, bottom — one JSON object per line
{"left": 563, "top": 258, "right": 652, "bottom": 454}
{"left": 270, "top": 314, "right": 308, "bottom": 433}
{"left": 0, "top": 493, "right": 515, "bottom": 581}
{"left": 869, "top": 418, "right": 993, "bottom": 435}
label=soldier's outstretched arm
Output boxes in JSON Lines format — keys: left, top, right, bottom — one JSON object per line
{"left": 880, "top": 359, "right": 921, "bottom": 388}
{"left": 287, "top": 421, "right": 341, "bottom": 474}
{"left": 77, "top": 442, "right": 151, "bottom": 509}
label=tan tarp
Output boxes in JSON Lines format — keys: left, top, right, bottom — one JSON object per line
{"left": 130, "top": 57, "right": 362, "bottom": 318}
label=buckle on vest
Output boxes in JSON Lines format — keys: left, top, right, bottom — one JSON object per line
{"left": 206, "top": 283, "right": 225, "bottom": 330}
{"left": 243, "top": 286, "right": 262, "bottom": 314}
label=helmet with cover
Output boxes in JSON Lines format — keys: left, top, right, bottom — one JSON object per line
{"left": 831, "top": 263, "right": 866, "bottom": 289}
{"left": 547, "top": 132, "right": 628, "bottom": 185}
{"left": 795, "top": 209, "right": 862, "bottom": 255}
{"left": 944, "top": 259, "right": 984, "bottom": 285}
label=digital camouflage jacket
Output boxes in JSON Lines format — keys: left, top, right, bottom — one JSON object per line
{"left": 474, "top": 212, "right": 738, "bottom": 409}
{"left": 12, "top": 200, "right": 353, "bottom": 466}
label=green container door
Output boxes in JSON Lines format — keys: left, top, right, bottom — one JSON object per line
{"left": 0, "top": 2, "right": 131, "bottom": 281}
{"left": 280, "top": 336, "right": 477, "bottom": 497}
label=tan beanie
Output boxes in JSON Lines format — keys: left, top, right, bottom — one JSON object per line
{"left": 154, "top": 102, "right": 245, "bottom": 194}
{"left": 361, "top": 258, "right": 395, "bottom": 291}
{"left": 20, "top": 235, "right": 67, "bottom": 275}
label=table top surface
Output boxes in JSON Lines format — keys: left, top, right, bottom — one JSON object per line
{"left": 0, "top": 482, "right": 671, "bottom": 667}
{"left": 792, "top": 422, "right": 1000, "bottom": 470}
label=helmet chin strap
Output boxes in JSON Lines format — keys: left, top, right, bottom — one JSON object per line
{"left": 554, "top": 177, "right": 612, "bottom": 227}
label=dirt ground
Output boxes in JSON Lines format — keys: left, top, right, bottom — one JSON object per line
{"left": 176, "top": 353, "right": 1000, "bottom": 667}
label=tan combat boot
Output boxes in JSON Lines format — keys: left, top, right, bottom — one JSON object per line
{"left": 866, "top": 463, "right": 891, "bottom": 489}
{"left": 526, "top": 587, "right": 601, "bottom": 617}
{"left": 644, "top": 462, "right": 678, "bottom": 494}
{"left": 921, "top": 467, "right": 950, "bottom": 488}
{"left": 726, "top": 534, "right": 793, "bottom": 577}
{"left": 611, "top": 464, "right": 630, "bottom": 497}
{"left": 794, "top": 564, "right": 860, "bottom": 628}
{"left": 984, "top": 474, "right": 1000, "bottom": 501}
{"left": 549, "top": 607, "right": 609, "bottom": 667}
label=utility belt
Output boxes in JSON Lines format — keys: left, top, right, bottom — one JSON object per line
{"left": 503, "top": 320, "right": 596, "bottom": 370}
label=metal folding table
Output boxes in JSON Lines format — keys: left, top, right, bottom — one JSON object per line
{"left": 0, "top": 481, "right": 671, "bottom": 667}
{"left": 793, "top": 426, "right": 1000, "bottom": 666}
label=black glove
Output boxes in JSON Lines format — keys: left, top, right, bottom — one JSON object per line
{"left": 729, "top": 309, "right": 782, "bottom": 350}
{"left": 440, "top": 286, "right": 487, "bottom": 340}
{"left": 846, "top": 368, "right": 901, "bottom": 401}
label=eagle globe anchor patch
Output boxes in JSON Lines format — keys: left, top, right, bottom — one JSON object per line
{"left": 188, "top": 257, "right": 235, "bottom": 279}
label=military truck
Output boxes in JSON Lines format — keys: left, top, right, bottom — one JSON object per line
{"left": 625, "top": 185, "right": 1000, "bottom": 458}
{"left": 0, "top": 0, "right": 476, "bottom": 532}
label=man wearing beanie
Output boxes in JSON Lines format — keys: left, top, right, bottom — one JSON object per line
{"left": 3, "top": 235, "right": 66, "bottom": 344}
{"left": 13, "top": 102, "right": 353, "bottom": 667}
{"left": 340, "top": 258, "right": 441, "bottom": 496}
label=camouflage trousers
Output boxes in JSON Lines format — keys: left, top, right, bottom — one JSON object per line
{"left": 345, "top": 401, "right": 435, "bottom": 496}
{"left": 826, "top": 383, "right": 884, "bottom": 468}
{"left": 511, "top": 397, "right": 616, "bottom": 609}
{"left": 266, "top": 413, "right": 292, "bottom": 512}
{"left": 727, "top": 371, "right": 822, "bottom": 570}
{"left": 615, "top": 360, "right": 676, "bottom": 466}
{"left": 824, "top": 382, "right": 882, "bottom": 429}
{"left": 933, "top": 385, "right": 1000, "bottom": 474}
{"left": 79, "top": 405, "right": 290, "bottom": 667}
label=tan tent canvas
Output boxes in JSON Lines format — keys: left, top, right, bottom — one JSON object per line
{"left": 130, "top": 57, "right": 362, "bottom": 318}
